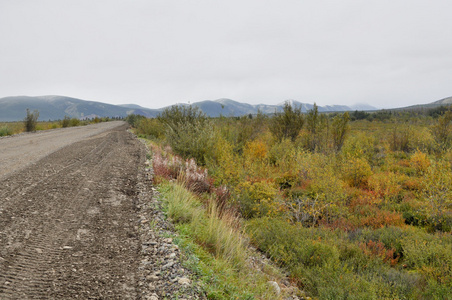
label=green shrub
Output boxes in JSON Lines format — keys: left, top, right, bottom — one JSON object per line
{"left": 125, "top": 113, "right": 146, "bottom": 127}
{"left": 24, "top": 109, "right": 39, "bottom": 132}
{"left": 136, "top": 118, "right": 165, "bottom": 139}
{"left": 332, "top": 111, "right": 351, "bottom": 152}
{"left": 61, "top": 116, "right": 71, "bottom": 128}
{"left": 269, "top": 101, "right": 304, "bottom": 142}
{"left": 158, "top": 105, "right": 213, "bottom": 165}
{"left": 0, "top": 126, "right": 12, "bottom": 136}
{"left": 69, "top": 118, "right": 80, "bottom": 127}
{"left": 247, "top": 218, "right": 340, "bottom": 268}
{"left": 431, "top": 111, "right": 452, "bottom": 151}
{"left": 268, "top": 138, "right": 297, "bottom": 170}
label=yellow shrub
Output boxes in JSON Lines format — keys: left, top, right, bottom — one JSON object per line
{"left": 368, "top": 172, "right": 406, "bottom": 202}
{"left": 237, "top": 179, "right": 278, "bottom": 218}
{"left": 410, "top": 150, "right": 430, "bottom": 175}
{"left": 207, "top": 136, "right": 243, "bottom": 187}
{"left": 340, "top": 156, "right": 373, "bottom": 188}
{"left": 243, "top": 139, "right": 268, "bottom": 161}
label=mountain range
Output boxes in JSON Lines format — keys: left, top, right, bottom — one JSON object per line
{"left": 0, "top": 95, "right": 449, "bottom": 122}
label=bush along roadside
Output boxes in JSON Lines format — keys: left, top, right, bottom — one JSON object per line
{"left": 131, "top": 107, "right": 452, "bottom": 299}
{"left": 144, "top": 139, "right": 306, "bottom": 300}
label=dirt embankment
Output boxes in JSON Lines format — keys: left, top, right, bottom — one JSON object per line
{"left": 0, "top": 122, "right": 146, "bottom": 298}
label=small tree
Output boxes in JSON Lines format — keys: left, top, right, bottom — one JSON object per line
{"left": 431, "top": 111, "right": 452, "bottom": 151}
{"left": 269, "top": 102, "right": 304, "bottom": 142}
{"left": 61, "top": 116, "right": 71, "bottom": 128}
{"left": 304, "top": 103, "right": 328, "bottom": 151}
{"left": 332, "top": 112, "right": 350, "bottom": 152}
{"left": 24, "top": 109, "right": 39, "bottom": 132}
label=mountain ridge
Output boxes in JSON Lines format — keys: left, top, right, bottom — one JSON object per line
{"left": 0, "top": 95, "right": 449, "bottom": 122}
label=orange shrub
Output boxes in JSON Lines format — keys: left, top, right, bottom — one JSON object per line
{"left": 359, "top": 240, "right": 400, "bottom": 266}
{"left": 243, "top": 139, "right": 268, "bottom": 161}
{"left": 368, "top": 171, "right": 405, "bottom": 202}
{"left": 355, "top": 208, "right": 404, "bottom": 229}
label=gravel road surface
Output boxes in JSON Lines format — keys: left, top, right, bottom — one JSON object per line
{"left": 0, "top": 122, "right": 149, "bottom": 298}
{"left": 0, "top": 121, "right": 127, "bottom": 180}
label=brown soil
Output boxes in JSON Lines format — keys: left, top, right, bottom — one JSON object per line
{"left": 0, "top": 122, "right": 146, "bottom": 299}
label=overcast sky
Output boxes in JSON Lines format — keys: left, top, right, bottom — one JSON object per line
{"left": 1, "top": 1, "right": 451, "bottom": 109}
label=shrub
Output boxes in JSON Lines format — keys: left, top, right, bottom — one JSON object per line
{"left": 0, "top": 126, "right": 12, "bottom": 136}
{"left": 340, "top": 156, "right": 373, "bottom": 188}
{"left": 341, "top": 131, "right": 378, "bottom": 163}
{"left": 402, "top": 234, "right": 452, "bottom": 286}
{"left": 235, "top": 112, "right": 268, "bottom": 151}
{"left": 332, "top": 111, "right": 351, "bottom": 152}
{"left": 410, "top": 150, "right": 430, "bottom": 175}
{"left": 247, "top": 218, "right": 340, "bottom": 268}
{"left": 158, "top": 105, "right": 213, "bottom": 165}
{"left": 61, "top": 116, "right": 71, "bottom": 128}
{"left": 431, "top": 111, "right": 452, "bottom": 150}
{"left": 389, "top": 124, "right": 413, "bottom": 152}
{"left": 268, "top": 138, "right": 297, "bottom": 171}
{"left": 205, "top": 135, "right": 242, "bottom": 187}
{"left": 236, "top": 180, "right": 278, "bottom": 218}
{"left": 125, "top": 113, "right": 145, "bottom": 127}
{"left": 359, "top": 226, "right": 407, "bottom": 259}
{"left": 269, "top": 101, "right": 304, "bottom": 142}
{"left": 24, "top": 109, "right": 39, "bottom": 132}
{"left": 136, "top": 118, "right": 165, "bottom": 139}
{"left": 302, "top": 104, "right": 331, "bottom": 152}
{"left": 368, "top": 171, "right": 404, "bottom": 202}
{"left": 69, "top": 118, "right": 80, "bottom": 127}
{"left": 421, "top": 160, "right": 452, "bottom": 232}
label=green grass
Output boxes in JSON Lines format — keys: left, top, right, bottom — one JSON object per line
{"left": 0, "top": 122, "right": 23, "bottom": 135}
{"left": 158, "top": 181, "right": 289, "bottom": 299}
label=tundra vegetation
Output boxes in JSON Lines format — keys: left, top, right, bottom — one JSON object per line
{"left": 135, "top": 104, "right": 451, "bottom": 299}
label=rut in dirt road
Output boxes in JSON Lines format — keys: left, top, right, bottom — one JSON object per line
{"left": 0, "top": 123, "right": 146, "bottom": 299}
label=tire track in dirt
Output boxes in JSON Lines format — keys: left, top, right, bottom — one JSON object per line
{"left": 0, "top": 121, "right": 126, "bottom": 180}
{"left": 0, "top": 123, "right": 146, "bottom": 299}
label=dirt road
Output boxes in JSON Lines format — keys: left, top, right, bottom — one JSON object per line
{"left": 0, "top": 122, "right": 146, "bottom": 298}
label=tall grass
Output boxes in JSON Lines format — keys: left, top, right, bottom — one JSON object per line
{"left": 0, "top": 122, "right": 23, "bottom": 135}
{"left": 160, "top": 181, "right": 285, "bottom": 299}
{"left": 163, "top": 182, "right": 247, "bottom": 267}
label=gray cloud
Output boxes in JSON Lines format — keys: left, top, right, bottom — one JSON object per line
{"left": 1, "top": 0, "right": 451, "bottom": 109}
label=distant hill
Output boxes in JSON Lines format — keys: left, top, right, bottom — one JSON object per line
{"left": 0, "top": 96, "right": 160, "bottom": 121}
{"left": 181, "top": 98, "right": 376, "bottom": 117}
{"left": 392, "top": 96, "right": 452, "bottom": 111}
{"left": 430, "top": 96, "right": 452, "bottom": 106}
{"left": 0, "top": 95, "right": 382, "bottom": 121}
